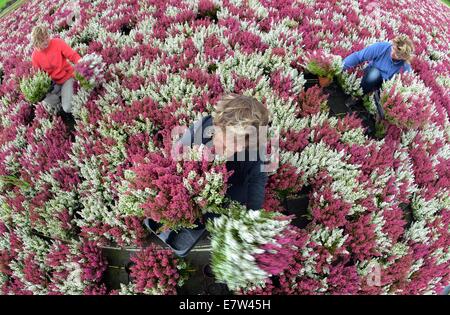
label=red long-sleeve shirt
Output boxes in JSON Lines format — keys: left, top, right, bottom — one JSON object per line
{"left": 32, "top": 38, "right": 81, "bottom": 85}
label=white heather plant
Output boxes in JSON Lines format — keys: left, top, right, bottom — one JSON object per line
{"left": 20, "top": 70, "right": 52, "bottom": 104}
{"left": 206, "top": 202, "right": 293, "bottom": 291}
{"left": 337, "top": 70, "right": 364, "bottom": 97}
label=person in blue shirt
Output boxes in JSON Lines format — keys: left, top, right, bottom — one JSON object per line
{"left": 343, "top": 35, "right": 414, "bottom": 118}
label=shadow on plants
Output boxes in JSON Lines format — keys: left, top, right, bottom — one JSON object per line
{"left": 207, "top": 63, "right": 218, "bottom": 74}
{"left": 400, "top": 202, "right": 414, "bottom": 230}
{"left": 196, "top": 5, "right": 219, "bottom": 23}
{"left": 120, "top": 22, "right": 136, "bottom": 36}
{"left": 324, "top": 82, "right": 377, "bottom": 138}
{"left": 303, "top": 71, "right": 319, "bottom": 91}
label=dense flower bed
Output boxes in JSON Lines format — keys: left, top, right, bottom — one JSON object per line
{"left": 0, "top": 0, "right": 449, "bottom": 295}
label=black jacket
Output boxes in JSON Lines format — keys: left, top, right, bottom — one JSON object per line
{"left": 178, "top": 115, "right": 268, "bottom": 210}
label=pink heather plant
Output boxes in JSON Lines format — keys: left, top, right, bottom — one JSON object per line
{"left": 126, "top": 244, "right": 189, "bottom": 295}
{"left": 380, "top": 72, "right": 433, "bottom": 129}
{"left": 303, "top": 50, "right": 343, "bottom": 79}
{"left": 254, "top": 227, "right": 301, "bottom": 275}
{"left": 125, "top": 145, "right": 231, "bottom": 230}
{"left": 309, "top": 172, "right": 351, "bottom": 229}
{"left": 297, "top": 86, "right": 329, "bottom": 117}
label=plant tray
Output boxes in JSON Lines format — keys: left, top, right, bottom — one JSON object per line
{"left": 143, "top": 218, "right": 207, "bottom": 258}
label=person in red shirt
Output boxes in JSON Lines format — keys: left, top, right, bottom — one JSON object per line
{"left": 31, "top": 26, "right": 80, "bottom": 123}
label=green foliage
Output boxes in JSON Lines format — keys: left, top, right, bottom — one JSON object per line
{"left": 0, "top": 175, "right": 31, "bottom": 189}
{"left": 75, "top": 72, "right": 95, "bottom": 90}
{"left": 20, "top": 70, "right": 52, "bottom": 104}
{"left": 306, "top": 61, "right": 329, "bottom": 77}
{"left": 305, "top": 54, "right": 342, "bottom": 80}
{"left": 374, "top": 121, "right": 387, "bottom": 139}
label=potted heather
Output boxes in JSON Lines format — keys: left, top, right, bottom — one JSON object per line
{"left": 303, "top": 50, "right": 343, "bottom": 88}
{"left": 74, "top": 53, "right": 106, "bottom": 90}
{"left": 20, "top": 70, "right": 52, "bottom": 103}
{"left": 120, "top": 244, "right": 191, "bottom": 295}
{"left": 380, "top": 72, "right": 432, "bottom": 129}
{"left": 122, "top": 145, "right": 231, "bottom": 231}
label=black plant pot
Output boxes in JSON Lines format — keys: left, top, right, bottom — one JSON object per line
{"left": 303, "top": 71, "right": 319, "bottom": 90}
{"left": 143, "top": 218, "right": 207, "bottom": 258}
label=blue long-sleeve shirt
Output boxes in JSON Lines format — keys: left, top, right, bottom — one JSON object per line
{"left": 343, "top": 42, "right": 412, "bottom": 80}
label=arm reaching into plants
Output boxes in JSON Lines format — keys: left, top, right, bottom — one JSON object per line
{"left": 343, "top": 42, "right": 388, "bottom": 70}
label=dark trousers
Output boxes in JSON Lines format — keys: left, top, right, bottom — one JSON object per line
{"left": 361, "top": 66, "right": 383, "bottom": 95}
{"left": 361, "top": 67, "right": 384, "bottom": 119}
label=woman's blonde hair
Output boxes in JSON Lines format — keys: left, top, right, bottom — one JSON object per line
{"left": 213, "top": 94, "right": 269, "bottom": 148}
{"left": 392, "top": 35, "right": 414, "bottom": 62}
{"left": 31, "top": 26, "right": 50, "bottom": 49}
{"left": 213, "top": 94, "right": 269, "bottom": 130}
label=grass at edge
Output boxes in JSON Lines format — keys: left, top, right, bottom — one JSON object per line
{"left": 0, "top": 0, "right": 27, "bottom": 19}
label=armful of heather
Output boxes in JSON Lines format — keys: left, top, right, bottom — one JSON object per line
{"left": 303, "top": 50, "right": 343, "bottom": 80}
{"left": 206, "top": 202, "right": 299, "bottom": 291}
{"left": 74, "top": 53, "right": 106, "bottom": 90}
{"left": 380, "top": 72, "right": 433, "bottom": 129}
{"left": 118, "top": 145, "right": 231, "bottom": 231}
{"left": 20, "top": 70, "right": 52, "bottom": 104}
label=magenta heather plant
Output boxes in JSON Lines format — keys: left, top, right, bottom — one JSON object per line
{"left": 77, "top": 241, "right": 108, "bottom": 283}
{"left": 309, "top": 172, "right": 351, "bottom": 229}
{"left": 45, "top": 240, "right": 108, "bottom": 295}
{"left": 297, "top": 86, "right": 329, "bottom": 117}
{"left": 303, "top": 50, "right": 343, "bottom": 79}
{"left": 74, "top": 53, "right": 106, "bottom": 90}
{"left": 380, "top": 72, "right": 433, "bottom": 129}
{"left": 126, "top": 146, "right": 231, "bottom": 230}
{"left": 127, "top": 245, "right": 189, "bottom": 295}
{"left": 255, "top": 227, "right": 300, "bottom": 275}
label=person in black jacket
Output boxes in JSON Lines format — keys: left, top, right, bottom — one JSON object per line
{"left": 176, "top": 93, "right": 270, "bottom": 211}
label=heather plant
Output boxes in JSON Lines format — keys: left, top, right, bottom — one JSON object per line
{"left": 337, "top": 70, "right": 364, "bottom": 97}
{"left": 74, "top": 53, "right": 105, "bottom": 90}
{"left": 121, "top": 145, "right": 231, "bottom": 231}
{"left": 380, "top": 72, "right": 433, "bottom": 129}
{"left": 119, "top": 244, "right": 190, "bottom": 295}
{"left": 303, "top": 50, "right": 343, "bottom": 80}
{"left": 206, "top": 202, "right": 298, "bottom": 291}
{"left": 20, "top": 70, "right": 52, "bottom": 103}
{"left": 297, "top": 86, "right": 329, "bottom": 117}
